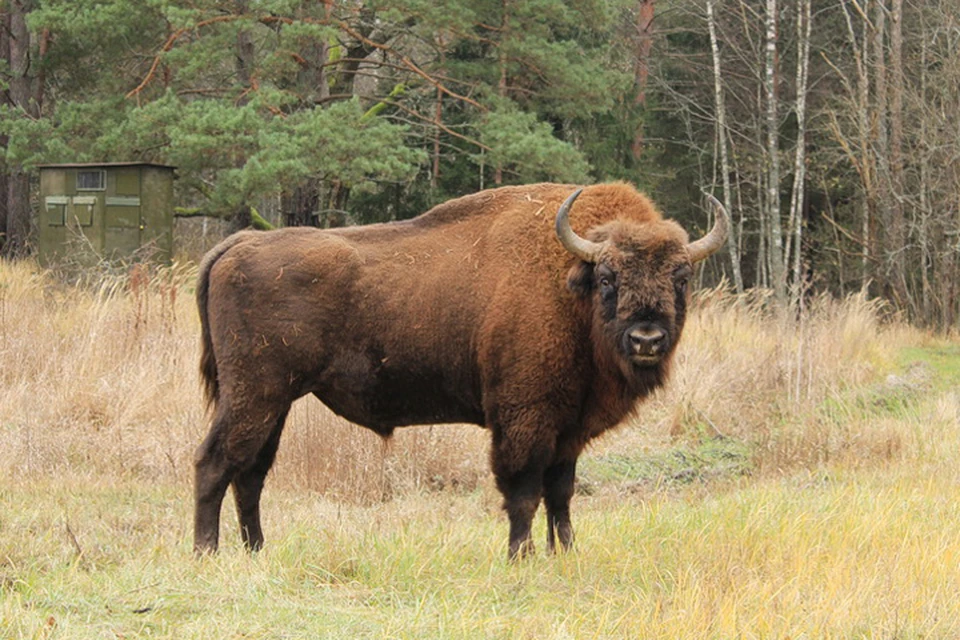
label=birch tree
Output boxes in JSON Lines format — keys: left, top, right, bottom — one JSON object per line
{"left": 764, "top": 0, "right": 786, "bottom": 301}
{"left": 887, "top": 0, "right": 908, "bottom": 307}
{"left": 785, "top": 0, "right": 812, "bottom": 302}
{"left": 706, "top": 0, "right": 743, "bottom": 293}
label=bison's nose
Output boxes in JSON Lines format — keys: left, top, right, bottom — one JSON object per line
{"left": 628, "top": 325, "right": 666, "bottom": 355}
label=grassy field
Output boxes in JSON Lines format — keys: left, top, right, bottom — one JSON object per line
{"left": 2, "top": 260, "right": 960, "bottom": 638}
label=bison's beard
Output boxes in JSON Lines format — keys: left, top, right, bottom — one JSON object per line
{"left": 620, "top": 351, "right": 671, "bottom": 399}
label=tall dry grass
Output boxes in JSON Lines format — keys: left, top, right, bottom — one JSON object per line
{"left": 622, "top": 287, "right": 910, "bottom": 471}
{"left": 0, "top": 260, "right": 917, "bottom": 502}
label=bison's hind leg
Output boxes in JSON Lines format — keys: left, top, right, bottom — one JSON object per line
{"left": 193, "top": 412, "right": 237, "bottom": 555}
{"left": 193, "top": 399, "right": 291, "bottom": 554}
{"left": 231, "top": 408, "right": 289, "bottom": 551}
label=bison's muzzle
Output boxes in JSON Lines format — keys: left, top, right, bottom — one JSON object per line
{"left": 625, "top": 323, "right": 669, "bottom": 363}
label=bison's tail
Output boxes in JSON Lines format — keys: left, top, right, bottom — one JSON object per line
{"left": 196, "top": 232, "right": 253, "bottom": 409}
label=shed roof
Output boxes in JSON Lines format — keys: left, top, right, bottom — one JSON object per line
{"left": 36, "top": 162, "right": 177, "bottom": 170}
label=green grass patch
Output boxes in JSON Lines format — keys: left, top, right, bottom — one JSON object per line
{"left": 579, "top": 434, "right": 753, "bottom": 490}
{"left": 815, "top": 346, "right": 948, "bottom": 429}
{"left": 898, "top": 344, "right": 960, "bottom": 388}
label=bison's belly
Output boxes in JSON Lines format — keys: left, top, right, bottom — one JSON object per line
{"left": 311, "top": 355, "right": 484, "bottom": 433}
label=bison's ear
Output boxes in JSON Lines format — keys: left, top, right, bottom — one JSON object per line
{"left": 566, "top": 261, "right": 594, "bottom": 297}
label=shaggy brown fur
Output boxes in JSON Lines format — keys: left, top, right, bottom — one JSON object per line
{"left": 193, "top": 182, "right": 720, "bottom": 558}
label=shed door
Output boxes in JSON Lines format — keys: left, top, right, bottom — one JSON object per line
{"left": 105, "top": 168, "right": 142, "bottom": 257}
{"left": 105, "top": 201, "right": 141, "bottom": 256}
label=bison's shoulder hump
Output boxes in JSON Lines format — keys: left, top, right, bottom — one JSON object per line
{"left": 578, "top": 183, "right": 663, "bottom": 225}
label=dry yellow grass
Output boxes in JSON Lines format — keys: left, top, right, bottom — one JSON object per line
{"left": 3, "top": 258, "right": 960, "bottom": 638}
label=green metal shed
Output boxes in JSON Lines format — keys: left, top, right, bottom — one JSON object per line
{"left": 37, "top": 162, "right": 176, "bottom": 264}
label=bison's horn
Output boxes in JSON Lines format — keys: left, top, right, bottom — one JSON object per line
{"left": 686, "top": 193, "right": 730, "bottom": 263}
{"left": 555, "top": 189, "right": 603, "bottom": 263}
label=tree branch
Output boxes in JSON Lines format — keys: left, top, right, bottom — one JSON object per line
{"left": 126, "top": 15, "right": 241, "bottom": 101}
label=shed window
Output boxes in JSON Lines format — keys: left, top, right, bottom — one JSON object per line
{"left": 76, "top": 170, "right": 106, "bottom": 191}
{"left": 45, "top": 204, "right": 65, "bottom": 226}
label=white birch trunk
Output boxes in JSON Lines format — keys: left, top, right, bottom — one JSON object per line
{"left": 706, "top": 0, "right": 744, "bottom": 293}
{"left": 787, "top": 0, "right": 812, "bottom": 303}
{"left": 889, "top": 0, "right": 908, "bottom": 306}
{"left": 840, "top": 0, "right": 873, "bottom": 291}
{"left": 764, "top": 0, "right": 786, "bottom": 301}
{"left": 918, "top": 22, "right": 930, "bottom": 319}
{"left": 871, "top": 0, "right": 889, "bottom": 296}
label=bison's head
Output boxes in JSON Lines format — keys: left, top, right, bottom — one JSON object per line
{"left": 556, "top": 189, "right": 728, "bottom": 384}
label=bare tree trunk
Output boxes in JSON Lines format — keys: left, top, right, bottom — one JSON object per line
{"left": 0, "top": 9, "right": 10, "bottom": 253}
{"left": 838, "top": 0, "right": 874, "bottom": 292}
{"left": 943, "top": 245, "right": 957, "bottom": 329}
{"left": 917, "top": 17, "right": 931, "bottom": 321}
{"left": 235, "top": 0, "right": 255, "bottom": 97}
{"left": 432, "top": 36, "right": 445, "bottom": 190}
{"left": 494, "top": 0, "right": 510, "bottom": 186}
{"left": 859, "top": 0, "right": 874, "bottom": 294}
{"left": 35, "top": 28, "right": 48, "bottom": 113}
{"left": 757, "top": 151, "right": 768, "bottom": 289}
{"left": 918, "top": 169, "right": 931, "bottom": 322}
{"left": 227, "top": 0, "right": 258, "bottom": 229}
{"left": 821, "top": 175, "right": 845, "bottom": 297}
{"left": 283, "top": 179, "right": 320, "bottom": 227}
{"left": 432, "top": 85, "right": 443, "bottom": 189}
{"left": 732, "top": 153, "right": 748, "bottom": 287}
{"left": 631, "top": 0, "right": 656, "bottom": 161}
{"left": 297, "top": 0, "right": 333, "bottom": 106}
{"left": 786, "top": 0, "right": 812, "bottom": 304}
{"left": 871, "top": 0, "right": 891, "bottom": 297}
{"left": 330, "top": 6, "right": 379, "bottom": 97}
{"left": 284, "top": 0, "right": 333, "bottom": 226}
{"left": 763, "top": 0, "right": 785, "bottom": 301}
{"left": 888, "top": 0, "right": 908, "bottom": 308}
{"left": 3, "top": 0, "right": 37, "bottom": 258}
{"left": 705, "top": 0, "right": 743, "bottom": 293}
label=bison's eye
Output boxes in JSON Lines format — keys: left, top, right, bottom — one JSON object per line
{"left": 674, "top": 266, "right": 692, "bottom": 294}
{"left": 597, "top": 266, "right": 616, "bottom": 297}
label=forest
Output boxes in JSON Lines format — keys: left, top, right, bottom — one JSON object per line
{"left": 0, "top": 0, "right": 957, "bottom": 326}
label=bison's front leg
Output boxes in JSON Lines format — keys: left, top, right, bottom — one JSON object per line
{"left": 491, "top": 421, "right": 556, "bottom": 560}
{"left": 495, "top": 468, "right": 543, "bottom": 559}
{"left": 543, "top": 457, "right": 577, "bottom": 553}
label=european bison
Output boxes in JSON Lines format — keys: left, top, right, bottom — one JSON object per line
{"left": 194, "top": 182, "right": 728, "bottom": 558}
